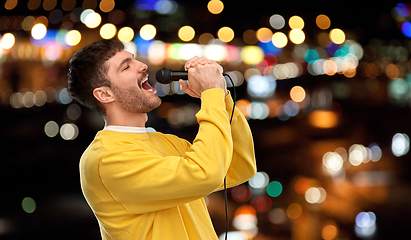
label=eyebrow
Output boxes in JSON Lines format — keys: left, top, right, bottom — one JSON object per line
{"left": 117, "top": 57, "right": 133, "bottom": 72}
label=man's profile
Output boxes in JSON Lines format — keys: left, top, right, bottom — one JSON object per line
{"left": 67, "top": 39, "right": 256, "bottom": 240}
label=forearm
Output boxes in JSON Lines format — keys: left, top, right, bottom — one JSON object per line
{"left": 215, "top": 93, "right": 257, "bottom": 190}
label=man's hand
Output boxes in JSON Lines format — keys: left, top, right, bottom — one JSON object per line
{"left": 179, "top": 56, "right": 227, "bottom": 98}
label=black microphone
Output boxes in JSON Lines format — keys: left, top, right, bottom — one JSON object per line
{"left": 155, "top": 68, "right": 188, "bottom": 84}
{"left": 155, "top": 67, "right": 230, "bottom": 84}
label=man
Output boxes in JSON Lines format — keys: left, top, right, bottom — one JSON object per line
{"left": 67, "top": 39, "right": 256, "bottom": 240}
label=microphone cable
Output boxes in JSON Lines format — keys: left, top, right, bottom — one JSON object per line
{"left": 223, "top": 72, "right": 236, "bottom": 240}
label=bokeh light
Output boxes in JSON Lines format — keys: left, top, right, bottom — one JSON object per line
{"left": 256, "top": 27, "right": 273, "bottom": 43}
{"left": 287, "top": 203, "right": 303, "bottom": 221}
{"left": 392, "top": 133, "right": 410, "bottom": 157}
{"left": 240, "top": 46, "right": 264, "bottom": 65}
{"left": 218, "top": 27, "right": 234, "bottom": 43}
{"left": 31, "top": 23, "right": 47, "bottom": 40}
{"left": 289, "top": 29, "right": 305, "bottom": 44}
{"left": 60, "top": 123, "right": 79, "bottom": 140}
{"left": 316, "top": 14, "right": 331, "bottom": 30}
{"left": 267, "top": 181, "right": 283, "bottom": 197}
{"left": 118, "top": 27, "right": 135, "bottom": 42}
{"left": 207, "top": 0, "right": 224, "bottom": 14}
{"left": 1, "top": 33, "right": 15, "bottom": 49}
{"left": 45, "top": 121, "right": 59, "bottom": 137}
{"left": 355, "top": 212, "right": 377, "bottom": 238}
{"left": 290, "top": 86, "right": 306, "bottom": 102}
{"left": 65, "top": 30, "right": 81, "bottom": 46}
{"left": 295, "top": 178, "right": 310, "bottom": 194}
{"left": 268, "top": 208, "right": 287, "bottom": 225}
{"left": 322, "top": 224, "right": 338, "bottom": 240}
{"left": 247, "top": 75, "right": 276, "bottom": 97}
{"left": 178, "top": 26, "right": 195, "bottom": 42}
{"left": 329, "top": 28, "right": 345, "bottom": 44}
{"left": 249, "top": 172, "right": 269, "bottom": 189}
{"left": 140, "top": 24, "right": 156, "bottom": 40}
{"left": 100, "top": 23, "right": 117, "bottom": 39}
{"left": 22, "top": 197, "right": 36, "bottom": 213}
{"left": 289, "top": 16, "right": 304, "bottom": 29}
{"left": 84, "top": 11, "right": 102, "bottom": 28}
{"left": 272, "top": 32, "right": 287, "bottom": 48}
{"left": 270, "top": 14, "right": 285, "bottom": 29}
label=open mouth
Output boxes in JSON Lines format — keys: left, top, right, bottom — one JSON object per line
{"left": 141, "top": 76, "right": 157, "bottom": 93}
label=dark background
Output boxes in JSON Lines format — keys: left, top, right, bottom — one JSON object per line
{"left": 1, "top": 0, "right": 410, "bottom": 239}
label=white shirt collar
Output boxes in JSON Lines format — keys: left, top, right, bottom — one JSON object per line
{"left": 103, "top": 125, "right": 147, "bottom": 134}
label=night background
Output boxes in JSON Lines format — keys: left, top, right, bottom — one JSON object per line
{"left": 1, "top": 0, "right": 410, "bottom": 239}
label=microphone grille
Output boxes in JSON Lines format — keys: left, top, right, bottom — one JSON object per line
{"left": 155, "top": 67, "right": 172, "bottom": 84}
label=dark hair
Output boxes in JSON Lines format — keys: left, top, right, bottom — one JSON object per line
{"left": 67, "top": 39, "right": 124, "bottom": 114}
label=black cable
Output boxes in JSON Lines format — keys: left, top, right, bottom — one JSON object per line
{"left": 223, "top": 73, "right": 236, "bottom": 240}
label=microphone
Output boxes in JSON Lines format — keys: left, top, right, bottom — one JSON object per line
{"left": 155, "top": 67, "right": 229, "bottom": 84}
{"left": 155, "top": 68, "right": 188, "bottom": 84}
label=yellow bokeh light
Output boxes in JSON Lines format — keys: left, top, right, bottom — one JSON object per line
{"left": 31, "top": 23, "right": 47, "bottom": 40}
{"left": 1, "top": 33, "right": 15, "bottom": 49}
{"left": 272, "top": 32, "right": 287, "bottom": 48}
{"left": 289, "top": 29, "right": 305, "bottom": 44}
{"left": 100, "top": 23, "right": 117, "bottom": 39}
{"left": 178, "top": 26, "right": 195, "bottom": 42}
{"left": 65, "top": 30, "right": 81, "bottom": 46}
{"left": 217, "top": 26, "right": 234, "bottom": 43}
{"left": 240, "top": 46, "right": 264, "bottom": 65}
{"left": 100, "top": 0, "right": 115, "bottom": 13}
{"left": 207, "top": 0, "right": 224, "bottom": 14}
{"left": 316, "top": 14, "right": 331, "bottom": 30}
{"left": 140, "top": 24, "right": 156, "bottom": 40}
{"left": 256, "top": 27, "right": 273, "bottom": 43}
{"left": 289, "top": 16, "right": 304, "bottom": 29}
{"left": 85, "top": 12, "right": 102, "bottom": 28}
{"left": 309, "top": 110, "right": 338, "bottom": 128}
{"left": 290, "top": 86, "right": 306, "bottom": 102}
{"left": 329, "top": 28, "right": 345, "bottom": 44}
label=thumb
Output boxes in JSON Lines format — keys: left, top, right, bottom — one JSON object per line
{"left": 179, "top": 79, "right": 200, "bottom": 98}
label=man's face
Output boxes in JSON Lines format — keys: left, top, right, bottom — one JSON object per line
{"left": 105, "top": 50, "right": 161, "bottom": 113}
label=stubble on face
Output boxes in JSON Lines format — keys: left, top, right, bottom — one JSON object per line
{"left": 111, "top": 83, "right": 161, "bottom": 114}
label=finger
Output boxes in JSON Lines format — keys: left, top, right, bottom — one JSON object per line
{"left": 186, "top": 56, "right": 210, "bottom": 69}
{"left": 179, "top": 80, "right": 200, "bottom": 98}
{"left": 185, "top": 56, "right": 200, "bottom": 70}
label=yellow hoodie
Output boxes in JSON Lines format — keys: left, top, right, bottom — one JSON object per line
{"left": 80, "top": 88, "right": 257, "bottom": 239}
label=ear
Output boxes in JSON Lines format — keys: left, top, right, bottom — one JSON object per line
{"left": 93, "top": 86, "right": 115, "bottom": 104}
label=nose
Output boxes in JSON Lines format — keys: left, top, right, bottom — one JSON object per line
{"left": 136, "top": 60, "right": 148, "bottom": 73}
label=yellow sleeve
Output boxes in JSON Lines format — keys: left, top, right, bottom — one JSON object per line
{"left": 98, "top": 88, "right": 233, "bottom": 214}
{"left": 215, "top": 91, "right": 257, "bottom": 191}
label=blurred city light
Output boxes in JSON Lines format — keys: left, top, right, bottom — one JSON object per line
{"left": 139, "top": 24, "right": 156, "bottom": 41}
{"left": 392, "top": 133, "right": 410, "bottom": 157}
{"left": 270, "top": 14, "right": 285, "bottom": 29}
{"left": 272, "top": 32, "right": 287, "bottom": 48}
{"left": 207, "top": 0, "right": 224, "bottom": 14}
{"left": 21, "top": 197, "right": 36, "bottom": 213}
{"left": 118, "top": 26, "right": 135, "bottom": 42}
{"left": 355, "top": 212, "right": 377, "bottom": 238}
{"left": 178, "top": 26, "right": 195, "bottom": 42}
{"left": 100, "top": 23, "right": 117, "bottom": 39}
{"left": 218, "top": 27, "right": 234, "bottom": 43}
{"left": 316, "top": 14, "right": 331, "bottom": 30}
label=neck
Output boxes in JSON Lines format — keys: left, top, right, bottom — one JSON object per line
{"left": 105, "top": 108, "right": 148, "bottom": 127}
